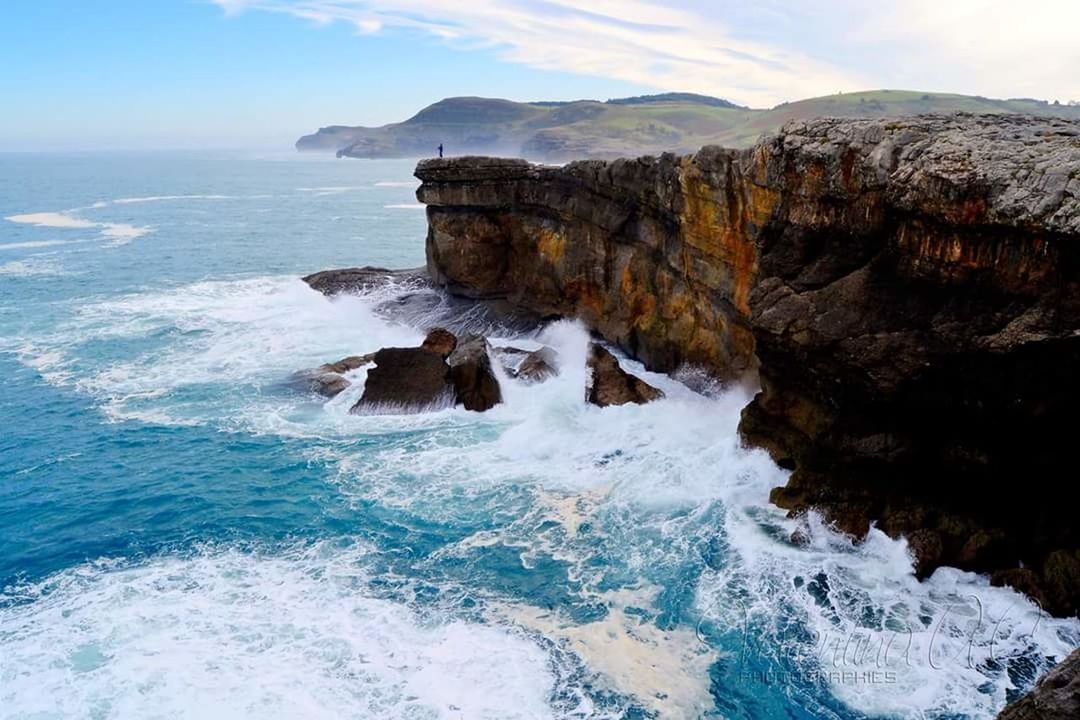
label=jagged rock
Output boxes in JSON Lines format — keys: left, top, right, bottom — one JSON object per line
{"left": 416, "top": 114, "right": 1080, "bottom": 615}
{"left": 302, "top": 266, "right": 429, "bottom": 296}
{"left": 494, "top": 345, "right": 559, "bottom": 384}
{"left": 420, "top": 327, "right": 457, "bottom": 357}
{"left": 448, "top": 335, "right": 502, "bottom": 411}
{"left": 586, "top": 345, "right": 662, "bottom": 407}
{"left": 997, "top": 648, "right": 1080, "bottom": 720}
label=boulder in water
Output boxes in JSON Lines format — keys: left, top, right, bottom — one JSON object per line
{"left": 586, "top": 345, "right": 663, "bottom": 407}
{"left": 352, "top": 346, "right": 454, "bottom": 413}
{"left": 448, "top": 335, "right": 502, "bottom": 411}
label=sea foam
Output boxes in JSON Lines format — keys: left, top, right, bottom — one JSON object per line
{"left": 0, "top": 544, "right": 558, "bottom": 720}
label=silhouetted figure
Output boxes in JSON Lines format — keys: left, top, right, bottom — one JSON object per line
{"left": 438, "top": 143, "right": 444, "bottom": 158}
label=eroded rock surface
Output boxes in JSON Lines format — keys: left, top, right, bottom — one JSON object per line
{"left": 587, "top": 345, "right": 663, "bottom": 407}
{"left": 417, "top": 114, "right": 1080, "bottom": 615}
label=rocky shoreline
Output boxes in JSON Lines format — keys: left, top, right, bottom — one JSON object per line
{"left": 302, "top": 113, "right": 1079, "bottom": 716}
{"left": 412, "top": 113, "right": 1080, "bottom": 620}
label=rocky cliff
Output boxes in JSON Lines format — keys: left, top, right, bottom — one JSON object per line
{"left": 416, "top": 114, "right": 1080, "bottom": 616}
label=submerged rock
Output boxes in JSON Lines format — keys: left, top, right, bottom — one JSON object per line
{"left": 291, "top": 370, "right": 351, "bottom": 398}
{"left": 302, "top": 266, "right": 429, "bottom": 296}
{"left": 996, "top": 648, "right": 1080, "bottom": 720}
{"left": 448, "top": 335, "right": 502, "bottom": 411}
{"left": 586, "top": 345, "right": 662, "bottom": 407}
{"left": 291, "top": 353, "right": 375, "bottom": 398}
{"left": 494, "top": 345, "right": 559, "bottom": 384}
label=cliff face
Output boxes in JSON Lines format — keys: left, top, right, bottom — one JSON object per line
{"left": 415, "top": 114, "right": 1080, "bottom": 616}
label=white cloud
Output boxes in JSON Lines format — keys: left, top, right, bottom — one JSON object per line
{"left": 213, "top": 0, "right": 1079, "bottom": 106}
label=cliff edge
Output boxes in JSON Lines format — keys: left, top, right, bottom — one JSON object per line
{"left": 416, "top": 113, "right": 1080, "bottom": 616}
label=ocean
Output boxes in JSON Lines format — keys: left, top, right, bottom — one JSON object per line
{"left": 1, "top": 150, "right": 1076, "bottom": 719}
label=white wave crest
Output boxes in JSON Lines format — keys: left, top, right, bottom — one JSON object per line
{"left": 0, "top": 545, "right": 558, "bottom": 720}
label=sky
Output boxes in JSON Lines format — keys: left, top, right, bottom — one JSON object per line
{"left": 1, "top": 0, "right": 1078, "bottom": 151}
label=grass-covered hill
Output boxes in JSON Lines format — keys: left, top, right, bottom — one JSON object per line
{"left": 297, "top": 90, "right": 1080, "bottom": 162}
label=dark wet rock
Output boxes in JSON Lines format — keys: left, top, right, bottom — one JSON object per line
{"left": 586, "top": 345, "right": 662, "bottom": 407}
{"left": 906, "top": 529, "right": 945, "bottom": 578}
{"left": 420, "top": 327, "right": 457, "bottom": 357}
{"left": 1041, "top": 551, "right": 1080, "bottom": 620}
{"left": 352, "top": 347, "right": 453, "bottom": 413}
{"left": 347, "top": 329, "right": 503, "bottom": 413}
{"left": 494, "top": 345, "right": 559, "bottom": 384}
{"left": 418, "top": 113, "right": 1080, "bottom": 615}
{"left": 448, "top": 335, "right": 502, "bottom": 411}
{"left": 302, "top": 266, "right": 430, "bottom": 296}
{"left": 997, "top": 648, "right": 1080, "bottom": 720}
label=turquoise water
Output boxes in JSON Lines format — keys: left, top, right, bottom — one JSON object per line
{"left": 1, "top": 151, "right": 1076, "bottom": 719}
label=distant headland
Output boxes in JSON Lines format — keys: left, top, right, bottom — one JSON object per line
{"left": 296, "top": 90, "right": 1080, "bottom": 162}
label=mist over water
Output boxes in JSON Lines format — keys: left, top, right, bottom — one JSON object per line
{"left": 1, "top": 152, "right": 1076, "bottom": 719}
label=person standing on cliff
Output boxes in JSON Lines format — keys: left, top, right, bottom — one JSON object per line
{"left": 438, "top": 143, "right": 444, "bottom": 158}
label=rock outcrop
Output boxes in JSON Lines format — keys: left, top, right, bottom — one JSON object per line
{"left": 349, "top": 328, "right": 502, "bottom": 414}
{"left": 587, "top": 345, "right": 663, "bottom": 407}
{"left": 416, "top": 114, "right": 1080, "bottom": 615}
{"left": 997, "top": 648, "right": 1080, "bottom": 720}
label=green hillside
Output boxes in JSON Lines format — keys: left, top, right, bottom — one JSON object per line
{"left": 297, "top": 91, "right": 1080, "bottom": 162}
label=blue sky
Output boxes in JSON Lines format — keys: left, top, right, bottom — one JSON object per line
{"left": 2, "top": 0, "right": 1077, "bottom": 151}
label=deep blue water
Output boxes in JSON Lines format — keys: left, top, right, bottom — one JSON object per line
{"left": 1, "top": 151, "right": 1076, "bottom": 719}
